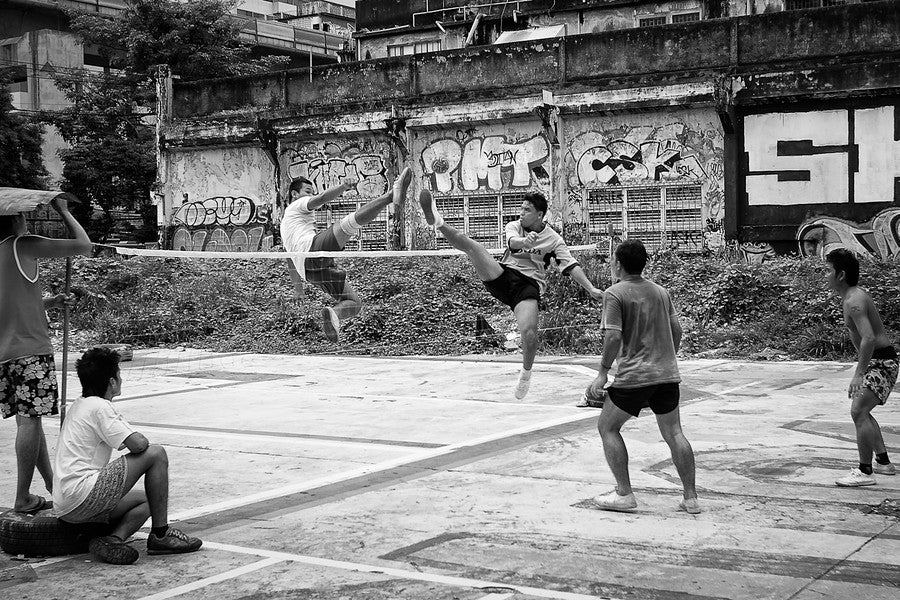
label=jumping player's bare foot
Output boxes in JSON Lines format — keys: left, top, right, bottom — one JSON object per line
{"left": 419, "top": 189, "right": 444, "bottom": 228}
{"left": 393, "top": 167, "right": 412, "bottom": 204}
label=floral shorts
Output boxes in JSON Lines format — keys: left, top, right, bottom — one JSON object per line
{"left": 864, "top": 357, "right": 899, "bottom": 406}
{"left": 0, "top": 355, "right": 59, "bottom": 419}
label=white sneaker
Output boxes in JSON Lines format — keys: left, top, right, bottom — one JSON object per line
{"left": 321, "top": 307, "right": 340, "bottom": 343}
{"left": 419, "top": 189, "right": 444, "bottom": 228}
{"left": 873, "top": 462, "right": 896, "bottom": 476}
{"left": 835, "top": 468, "right": 876, "bottom": 487}
{"left": 393, "top": 166, "right": 412, "bottom": 204}
{"left": 514, "top": 371, "right": 531, "bottom": 399}
{"left": 679, "top": 497, "right": 701, "bottom": 514}
{"left": 593, "top": 489, "right": 637, "bottom": 512}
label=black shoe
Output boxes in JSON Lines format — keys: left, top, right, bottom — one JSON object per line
{"left": 89, "top": 536, "right": 139, "bottom": 565}
{"left": 146, "top": 527, "right": 202, "bottom": 555}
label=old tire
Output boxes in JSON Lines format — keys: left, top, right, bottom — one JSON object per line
{"left": 0, "top": 509, "right": 110, "bottom": 557}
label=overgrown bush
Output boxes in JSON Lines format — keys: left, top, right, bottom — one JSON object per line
{"left": 39, "top": 251, "right": 900, "bottom": 361}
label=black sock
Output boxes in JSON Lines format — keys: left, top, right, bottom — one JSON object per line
{"left": 875, "top": 452, "right": 890, "bottom": 465}
{"left": 151, "top": 525, "right": 169, "bottom": 538}
{"left": 859, "top": 463, "right": 873, "bottom": 475}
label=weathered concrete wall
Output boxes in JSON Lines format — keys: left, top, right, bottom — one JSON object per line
{"left": 564, "top": 108, "right": 725, "bottom": 251}
{"left": 160, "top": 146, "right": 277, "bottom": 252}
{"left": 741, "top": 101, "right": 900, "bottom": 257}
{"left": 161, "top": 3, "right": 900, "bottom": 258}
{"left": 279, "top": 135, "right": 399, "bottom": 250}
{"left": 409, "top": 121, "right": 552, "bottom": 249}
{"left": 173, "top": 3, "right": 900, "bottom": 119}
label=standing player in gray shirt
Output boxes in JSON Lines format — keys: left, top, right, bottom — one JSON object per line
{"left": 588, "top": 239, "right": 700, "bottom": 514}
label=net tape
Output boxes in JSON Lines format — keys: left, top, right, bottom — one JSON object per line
{"left": 100, "top": 244, "right": 600, "bottom": 259}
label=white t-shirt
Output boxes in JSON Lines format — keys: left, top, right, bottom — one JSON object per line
{"left": 52, "top": 396, "right": 135, "bottom": 516}
{"left": 280, "top": 196, "right": 317, "bottom": 279}
{"left": 500, "top": 220, "right": 579, "bottom": 294}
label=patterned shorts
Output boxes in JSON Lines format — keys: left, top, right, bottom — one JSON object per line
{"left": 0, "top": 354, "right": 59, "bottom": 419}
{"left": 60, "top": 456, "right": 128, "bottom": 524}
{"left": 863, "top": 357, "right": 899, "bottom": 405}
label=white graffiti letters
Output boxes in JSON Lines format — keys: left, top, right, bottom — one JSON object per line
{"left": 573, "top": 136, "right": 707, "bottom": 186}
{"left": 172, "top": 196, "right": 263, "bottom": 228}
{"left": 422, "top": 135, "right": 550, "bottom": 193}
{"left": 288, "top": 154, "right": 388, "bottom": 197}
{"left": 745, "top": 106, "right": 900, "bottom": 206}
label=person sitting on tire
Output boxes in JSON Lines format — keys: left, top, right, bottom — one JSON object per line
{"left": 51, "top": 347, "right": 202, "bottom": 565}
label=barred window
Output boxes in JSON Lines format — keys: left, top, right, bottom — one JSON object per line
{"left": 639, "top": 16, "right": 668, "bottom": 27}
{"left": 671, "top": 12, "right": 701, "bottom": 23}
{"left": 585, "top": 184, "right": 704, "bottom": 253}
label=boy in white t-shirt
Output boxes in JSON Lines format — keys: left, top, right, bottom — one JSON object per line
{"left": 281, "top": 166, "right": 412, "bottom": 342}
{"left": 52, "top": 347, "right": 202, "bottom": 564}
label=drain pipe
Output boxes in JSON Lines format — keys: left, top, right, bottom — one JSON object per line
{"left": 465, "top": 13, "right": 483, "bottom": 47}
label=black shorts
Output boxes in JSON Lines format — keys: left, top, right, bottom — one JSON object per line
{"left": 305, "top": 228, "right": 348, "bottom": 300}
{"left": 608, "top": 382, "right": 680, "bottom": 417}
{"left": 483, "top": 265, "right": 540, "bottom": 310}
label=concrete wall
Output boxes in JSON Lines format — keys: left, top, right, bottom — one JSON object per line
{"left": 161, "top": 3, "right": 900, "bottom": 257}
{"left": 160, "top": 146, "right": 277, "bottom": 252}
{"left": 279, "top": 135, "right": 400, "bottom": 250}
{"left": 564, "top": 108, "right": 725, "bottom": 251}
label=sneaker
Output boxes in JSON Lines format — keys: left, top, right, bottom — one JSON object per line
{"left": 874, "top": 462, "right": 896, "bottom": 476}
{"left": 835, "top": 468, "right": 876, "bottom": 487}
{"left": 393, "top": 166, "right": 412, "bottom": 204}
{"left": 514, "top": 371, "right": 531, "bottom": 399}
{"left": 146, "top": 527, "right": 203, "bottom": 555}
{"left": 679, "top": 497, "right": 701, "bottom": 514}
{"left": 321, "top": 306, "right": 340, "bottom": 343}
{"left": 419, "top": 189, "right": 444, "bottom": 228}
{"left": 593, "top": 489, "right": 637, "bottom": 512}
{"left": 89, "top": 536, "right": 139, "bottom": 565}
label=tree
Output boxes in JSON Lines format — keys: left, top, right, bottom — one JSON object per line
{"left": 49, "top": 0, "right": 288, "bottom": 242}
{"left": 0, "top": 74, "right": 47, "bottom": 189}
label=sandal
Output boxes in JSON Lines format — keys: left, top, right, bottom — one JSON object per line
{"left": 15, "top": 495, "right": 53, "bottom": 515}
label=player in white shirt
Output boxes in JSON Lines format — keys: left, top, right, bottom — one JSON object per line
{"left": 53, "top": 347, "right": 202, "bottom": 564}
{"left": 281, "top": 167, "right": 412, "bottom": 342}
{"left": 419, "top": 189, "right": 603, "bottom": 399}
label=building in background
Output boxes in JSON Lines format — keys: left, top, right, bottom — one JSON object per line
{"left": 353, "top": 0, "right": 864, "bottom": 60}
{"left": 151, "top": 2, "right": 900, "bottom": 259}
{"left": 0, "top": 0, "right": 356, "bottom": 184}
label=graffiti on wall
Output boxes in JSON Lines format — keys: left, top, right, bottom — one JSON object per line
{"left": 797, "top": 208, "right": 900, "bottom": 259}
{"left": 283, "top": 141, "right": 390, "bottom": 198}
{"left": 421, "top": 134, "right": 550, "bottom": 193}
{"left": 744, "top": 105, "right": 900, "bottom": 206}
{"left": 566, "top": 126, "right": 725, "bottom": 250}
{"left": 171, "top": 196, "right": 273, "bottom": 252}
{"left": 570, "top": 135, "right": 708, "bottom": 186}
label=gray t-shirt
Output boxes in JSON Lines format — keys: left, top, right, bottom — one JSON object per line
{"left": 602, "top": 277, "right": 680, "bottom": 388}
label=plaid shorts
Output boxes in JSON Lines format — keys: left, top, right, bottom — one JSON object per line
{"left": 0, "top": 354, "right": 59, "bottom": 419}
{"left": 59, "top": 456, "right": 128, "bottom": 524}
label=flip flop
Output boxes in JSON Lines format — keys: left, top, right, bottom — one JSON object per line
{"left": 15, "top": 495, "right": 52, "bottom": 515}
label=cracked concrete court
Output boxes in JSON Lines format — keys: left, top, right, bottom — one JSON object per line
{"left": 1, "top": 349, "right": 898, "bottom": 599}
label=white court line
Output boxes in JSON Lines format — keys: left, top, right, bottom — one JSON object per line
{"left": 200, "top": 540, "right": 618, "bottom": 600}
{"left": 477, "top": 594, "right": 516, "bottom": 600}
{"left": 133, "top": 424, "right": 420, "bottom": 450}
{"left": 701, "top": 380, "right": 764, "bottom": 398}
{"left": 169, "top": 411, "right": 591, "bottom": 522}
{"left": 135, "top": 557, "right": 283, "bottom": 600}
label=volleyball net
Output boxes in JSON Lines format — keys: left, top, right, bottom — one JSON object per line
{"left": 44, "top": 243, "right": 611, "bottom": 371}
